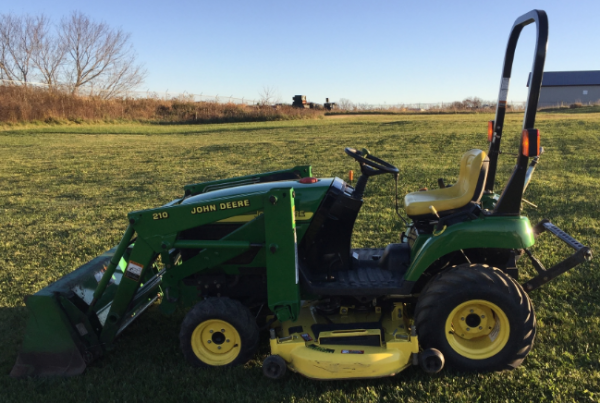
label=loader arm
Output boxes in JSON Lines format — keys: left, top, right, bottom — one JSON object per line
{"left": 12, "top": 184, "right": 303, "bottom": 376}
{"left": 100, "top": 187, "right": 302, "bottom": 346}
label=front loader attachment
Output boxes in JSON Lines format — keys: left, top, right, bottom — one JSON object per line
{"left": 11, "top": 228, "right": 162, "bottom": 377}
{"left": 11, "top": 249, "right": 119, "bottom": 376}
{"left": 11, "top": 248, "right": 125, "bottom": 377}
{"left": 11, "top": 295, "right": 86, "bottom": 377}
{"left": 11, "top": 177, "right": 310, "bottom": 377}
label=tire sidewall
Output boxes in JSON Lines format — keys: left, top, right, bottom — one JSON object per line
{"left": 180, "top": 298, "right": 259, "bottom": 368}
{"left": 415, "top": 265, "right": 535, "bottom": 372}
{"left": 430, "top": 286, "right": 527, "bottom": 370}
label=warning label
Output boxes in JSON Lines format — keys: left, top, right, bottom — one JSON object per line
{"left": 125, "top": 261, "right": 143, "bottom": 281}
{"left": 499, "top": 77, "right": 510, "bottom": 102}
{"left": 341, "top": 349, "right": 364, "bottom": 354}
{"left": 301, "top": 333, "right": 313, "bottom": 341}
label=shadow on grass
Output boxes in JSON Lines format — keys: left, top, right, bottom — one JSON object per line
{"left": 0, "top": 122, "right": 324, "bottom": 137}
{"left": 379, "top": 120, "right": 412, "bottom": 127}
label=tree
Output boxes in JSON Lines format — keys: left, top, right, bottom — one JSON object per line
{"left": 462, "top": 97, "right": 483, "bottom": 109}
{"left": 31, "top": 15, "right": 65, "bottom": 89}
{"left": 59, "top": 11, "right": 146, "bottom": 97}
{"left": 258, "top": 85, "right": 279, "bottom": 106}
{"left": 0, "top": 11, "right": 146, "bottom": 97}
{"left": 338, "top": 98, "right": 355, "bottom": 111}
{"left": 0, "top": 14, "right": 45, "bottom": 84}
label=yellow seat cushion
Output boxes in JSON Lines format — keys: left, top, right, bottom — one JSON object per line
{"left": 404, "top": 149, "right": 487, "bottom": 217}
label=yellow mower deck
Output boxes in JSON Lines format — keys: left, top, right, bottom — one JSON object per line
{"left": 269, "top": 303, "right": 419, "bottom": 380}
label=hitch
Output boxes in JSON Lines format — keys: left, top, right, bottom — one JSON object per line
{"left": 522, "top": 219, "right": 593, "bottom": 292}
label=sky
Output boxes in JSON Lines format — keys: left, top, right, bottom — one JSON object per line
{"left": 7, "top": 1, "right": 600, "bottom": 105}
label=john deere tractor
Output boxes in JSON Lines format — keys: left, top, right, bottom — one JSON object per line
{"left": 11, "top": 10, "right": 593, "bottom": 380}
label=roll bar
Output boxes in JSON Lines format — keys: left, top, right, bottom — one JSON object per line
{"left": 485, "top": 10, "right": 548, "bottom": 215}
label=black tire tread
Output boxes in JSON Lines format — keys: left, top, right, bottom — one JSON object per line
{"left": 414, "top": 264, "right": 536, "bottom": 371}
{"left": 179, "top": 297, "right": 260, "bottom": 368}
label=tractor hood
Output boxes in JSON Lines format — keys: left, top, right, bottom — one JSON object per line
{"left": 180, "top": 178, "right": 339, "bottom": 219}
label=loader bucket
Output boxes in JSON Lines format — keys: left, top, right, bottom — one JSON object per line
{"left": 11, "top": 247, "right": 128, "bottom": 377}
{"left": 10, "top": 294, "right": 87, "bottom": 377}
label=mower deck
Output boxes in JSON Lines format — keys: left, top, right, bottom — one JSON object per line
{"left": 269, "top": 302, "right": 418, "bottom": 380}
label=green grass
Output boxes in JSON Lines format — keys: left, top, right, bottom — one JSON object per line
{"left": 1, "top": 112, "right": 599, "bottom": 402}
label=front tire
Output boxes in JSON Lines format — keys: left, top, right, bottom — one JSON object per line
{"left": 180, "top": 297, "right": 259, "bottom": 368}
{"left": 414, "top": 264, "right": 536, "bottom": 371}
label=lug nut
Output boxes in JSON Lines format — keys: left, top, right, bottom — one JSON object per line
{"left": 461, "top": 317, "right": 465, "bottom": 321}
{"left": 221, "top": 329, "right": 225, "bottom": 332}
{"left": 207, "top": 340, "right": 212, "bottom": 344}
{"left": 470, "top": 309, "right": 474, "bottom": 313}
{"left": 218, "top": 346, "right": 221, "bottom": 350}
{"left": 209, "top": 330, "right": 213, "bottom": 333}
{"left": 481, "top": 315, "right": 485, "bottom": 318}
{"left": 467, "top": 328, "right": 470, "bottom": 331}
{"left": 479, "top": 326, "right": 483, "bottom": 330}
{"left": 226, "top": 339, "right": 230, "bottom": 343}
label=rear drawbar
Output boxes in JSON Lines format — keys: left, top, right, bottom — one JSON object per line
{"left": 522, "top": 219, "right": 593, "bottom": 292}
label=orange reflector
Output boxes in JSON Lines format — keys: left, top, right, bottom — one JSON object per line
{"left": 349, "top": 170, "right": 354, "bottom": 181}
{"left": 521, "top": 129, "right": 540, "bottom": 157}
{"left": 487, "top": 121, "right": 494, "bottom": 142}
{"left": 522, "top": 131, "right": 529, "bottom": 154}
{"left": 299, "top": 177, "right": 318, "bottom": 184}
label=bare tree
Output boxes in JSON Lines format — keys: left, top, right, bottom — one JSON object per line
{"left": 91, "top": 51, "right": 146, "bottom": 98}
{"left": 31, "top": 15, "right": 65, "bottom": 89}
{"left": 0, "top": 14, "right": 44, "bottom": 84}
{"left": 338, "top": 98, "right": 355, "bottom": 111}
{"left": 59, "top": 11, "right": 145, "bottom": 97}
{"left": 0, "top": 14, "right": 22, "bottom": 82}
{"left": 462, "top": 97, "right": 483, "bottom": 109}
{"left": 258, "top": 85, "right": 279, "bottom": 106}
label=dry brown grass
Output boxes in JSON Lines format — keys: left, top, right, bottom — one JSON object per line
{"left": 0, "top": 85, "right": 324, "bottom": 124}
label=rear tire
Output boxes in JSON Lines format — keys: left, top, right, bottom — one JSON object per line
{"left": 180, "top": 297, "right": 259, "bottom": 368}
{"left": 414, "top": 264, "right": 536, "bottom": 371}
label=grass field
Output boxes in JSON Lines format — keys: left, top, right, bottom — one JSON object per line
{"left": 1, "top": 112, "right": 599, "bottom": 402}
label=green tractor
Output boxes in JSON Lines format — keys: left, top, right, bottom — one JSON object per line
{"left": 11, "top": 9, "right": 593, "bottom": 380}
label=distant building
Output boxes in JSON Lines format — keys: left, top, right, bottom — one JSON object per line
{"left": 527, "top": 71, "right": 600, "bottom": 107}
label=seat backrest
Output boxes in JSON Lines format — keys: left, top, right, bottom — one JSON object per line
{"left": 471, "top": 152, "right": 489, "bottom": 203}
{"left": 456, "top": 149, "right": 489, "bottom": 203}
{"left": 403, "top": 149, "right": 489, "bottom": 217}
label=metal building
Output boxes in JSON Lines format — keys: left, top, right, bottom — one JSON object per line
{"left": 527, "top": 70, "right": 600, "bottom": 108}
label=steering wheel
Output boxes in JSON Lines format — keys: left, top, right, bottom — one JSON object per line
{"left": 345, "top": 147, "right": 399, "bottom": 176}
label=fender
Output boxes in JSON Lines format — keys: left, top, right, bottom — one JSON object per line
{"left": 404, "top": 216, "right": 535, "bottom": 283}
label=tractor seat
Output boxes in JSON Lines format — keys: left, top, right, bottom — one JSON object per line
{"left": 404, "top": 149, "right": 489, "bottom": 217}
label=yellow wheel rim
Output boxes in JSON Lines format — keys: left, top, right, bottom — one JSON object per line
{"left": 445, "top": 299, "right": 510, "bottom": 360}
{"left": 191, "top": 319, "right": 241, "bottom": 366}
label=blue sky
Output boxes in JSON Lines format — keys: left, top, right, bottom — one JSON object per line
{"left": 8, "top": 1, "right": 600, "bottom": 104}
